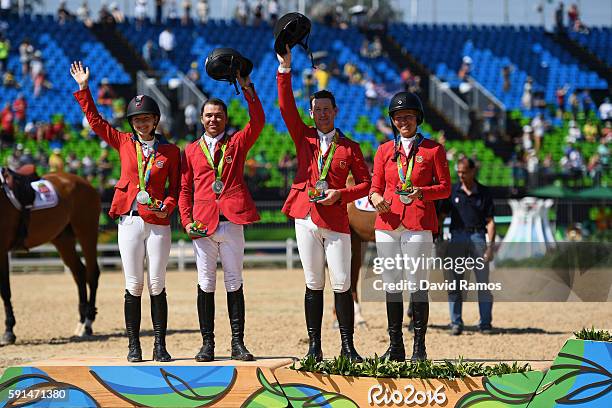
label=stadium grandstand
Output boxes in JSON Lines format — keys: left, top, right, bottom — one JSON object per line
{"left": 1, "top": 0, "right": 610, "bottom": 241}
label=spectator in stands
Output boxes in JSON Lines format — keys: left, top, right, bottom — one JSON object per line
{"left": 142, "top": 40, "right": 156, "bottom": 66}
{"left": 533, "top": 91, "right": 547, "bottom": 112}
{"left": 3, "top": 70, "right": 20, "bottom": 89}
{"left": 567, "top": 4, "right": 578, "bottom": 29}
{"left": 34, "top": 147, "right": 48, "bottom": 169}
{"left": 501, "top": 65, "right": 512, "bottom": 92}
{"left": 581, "top": 90, "right": 593, "bottom": 117}
{"left": 253, "top": 0, "right": 264, "bottom": 26}
{"left": 314, "top": 64, "right": 330, "bottom": 91}
{"left": 111, "top": 2, "right": 125, "bottom": 23}
{"left": 562, "top": 145, "right": 585, "bottom": 181}
{"left": 184, "top": 103, "right": 198, "bottom": 136}
{"left": 196, "top": 0, "right": 208, "bottom": 24}
{"left": 0, "top": 33, "right": 9, "bottom": 74}
{"left": 245, "top": 151, "right": 271, "bottom": 193}
{"left": 521, "top": 125, "right": 534, "bottom": 151}
{"left": 0, "top": 102, "right": 14, "bottom": 145}
{"left": 81, "top": 155, "right": 95, "bottom": 179}
{"left": 48, "top": 148, "right": 64, "bottom": 172}
{"left": 556, "top": 84, "right": 569, "bottom": 118}
{"left": 458, "top": 56, "right": 472, "bottom": 80}
{"left": 99, "top": 4, "right": 116, "bottom": 26}
{"left": 6, "top": 147, "right": 22, "bottom": 169}
{"left": 18, "top": 38, "right": 34, "bottom": 77}
{"left": 278, "top": 151, "right": 297, "bottom": 194}
{"left": 12, "top": 93, "right": 27, "bottom": 130}
{"left": 97, "top": 149, "right": 113, "bottom": 178}
{"left": 531, "top": 113, "right": 546, "bottom": 152}
{"left": 268, "top": 0, "right": 279, "bottom": 24}
{"left": 167, "top": 0, "right": 179, "bottom": 23}
{"left": 541, "top": 153, "right": 555, "bottom": 183}
{"left": 97, "top": 78, "right": 116, "bottom": 106}
{"left": 0, "top": 0, "right": 10, "bottom": 19}
{"left": 583, "top": 119, "right": 599, "bottom": 143}
{"left": 370, "top": 37, "right": 383, "bottom": 58}
{"left": 134, "top": 0, "right": 148, "bottom": 28}
{"left": 77, "top": 0, "right": 93, "bottom": 27}
{"left": 300, "top": 68, "right": 314, "bottom": 100}
{"left": 235, "top": 0, "right": 248, "bottom": 25}
{"left": 67, "top": 152, "right": 81, "bottom": 174}
{"left": 343, "top": 61, "right": 361, "bottom": 84}
{"left": 568, "top": 92, "right": 579, "bottom": 120}
{"left": 482, "top": 104, "right": 499, "bottom": 136}
{"left": 511, "top": 149, "right": 527, "bottom": 190}
{"left": 30, "top": 51, "right": 52, "bottom": 98}
{"left": 57, "top": 1, "right": 74, "bottom": 25}
{"left": 187, "top": 61, "right": 200, "bottom": 82}
{"left": 597, "top": 138, "right": 609, "bottom": 168}
{"left": 526, "top": 149, "right": 539, "bottom": 188}
{"left": 181, "top": 0, "right": 191, "bottom": 25}
{"left": 155, "top": 0, "right": 163, "bottom": 24}
{"left": 567, "top": 120, "right": 582, "bottom": 144}
{"left": 555, "top": 2, "right": 565, "bottom": 34}
{"left": 376, "top": 115, "right": 393, "bottom": 141}
{"left": 159, "top": 28, "right": 175, "bottom": 59}
{"left": 587, "top": 154, "right": 602, "bottom": 186}
{"left": 364, "top": 78, "right": 378, "bottom": 109}
{"left": 520, "top": 77, "right": 533, "bottom": 110}
{"left": 599, "top": 97, "right": 612, "bottom": 121}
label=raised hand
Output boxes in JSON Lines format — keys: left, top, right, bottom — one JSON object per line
{"left": 70, "top": 61, "right": 90, "bottom": 90}
{"left": 276, "top": 44, "right": 292, "bottom": 69}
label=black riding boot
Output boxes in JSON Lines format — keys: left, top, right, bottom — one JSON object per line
{"left": 304, "top": 287, "right": 323, "bottom": 362}
{"left": 195, "top": 285, "right": 215, "bottom": 362}
{"left": 410, "top": 291, "right": 429, "bottom": 361}
{"left": 335, "top": 290, "right": 363, "bottom": 362}
{"left": 151, "top": 289, "right": 172, "bottom": 362}
{"left": 227, "top": 286, "right": 254, "bottom": 361}
{"left": 381, "top": 292, "right": 405, "bottom": 361}
{"left": 124, "top": 290, "right": 142, "bottom": 363}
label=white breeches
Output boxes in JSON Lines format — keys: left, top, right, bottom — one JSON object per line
{"left": 118, "top": 215, "right": 172, "bottom": 297}
{"left": 295, "top": 216, "right": 351, "bottom": 292}
{"left": 193, "top": 221, "right": 245, "bottom": 293}
{"left": 375, "top": 227, "right": 433, "bottom": 294}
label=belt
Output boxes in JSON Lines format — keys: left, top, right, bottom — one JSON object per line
{"left": 122, "top": 210, "right": 140, "bottom": 217}
{"left": 452, "top": 227, "right": 485, "bottom": 233}
{"left": 219, "top": 214, "right": 229, "bottom": 222}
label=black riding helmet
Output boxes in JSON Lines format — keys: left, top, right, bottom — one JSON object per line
{"left": 273, "top": 12, "right": 314, "bottom": 67}
{"left": 388, "top": 91, "right": 424, "bottom": 125}
{"left": 205, "top": 47, "right": 253, "bottom": 95}
{"left": 126, "top": 94, "right": 161, "bottom": 136}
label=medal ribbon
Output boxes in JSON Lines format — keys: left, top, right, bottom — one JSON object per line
{"left": 317, "top": 131, "right": 339, "bottom": 182}
{"left": 396, "top": 135, "right": 423, "bottom": 191}
{"left": 199, "top": 136, "right": 227, "bottom": 181}
{"left": 135, "top": 139, "right": 158, "bottom": 193}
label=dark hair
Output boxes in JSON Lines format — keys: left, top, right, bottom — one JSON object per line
{"left": 200, "top": 98, "right": 228, "bottom": 117}
{"left": 310, "top": 90, "right": 336, "bottom": 109}
{"left": 457, "top": 157, "right": 476, "bottom": 169}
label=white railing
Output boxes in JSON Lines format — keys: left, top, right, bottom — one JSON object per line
{"left": 429, "top": 75, "right": 470, "bottom": 134}
{"left": 176, "top": 72, "right": 207, "bottom": 110}
{"left": 136, "top": 71, "right": 173, "bottom": 131}
{"left": 9, "top": 240, "right": 300, "bottom": 273}
{"left": 468, "top": 78, "right": 507, "bottom": 133}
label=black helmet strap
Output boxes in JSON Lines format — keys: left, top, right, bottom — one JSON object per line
{"left": 298, "top": 32, "right": 315, "bottom": 69}
{"left": 229, "top": 54, "right": 241, "bottom": 95}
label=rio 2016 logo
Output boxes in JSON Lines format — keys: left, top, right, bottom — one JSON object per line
{"left": 368, "top": 384, "right": 447, "bottom": 406}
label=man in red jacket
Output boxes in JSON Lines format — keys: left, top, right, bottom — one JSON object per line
{"left": 179, "top": 72, "right": 264, "bottom": 362}
{"left": 277, "top": 46, "right": 371, "bottom": 362}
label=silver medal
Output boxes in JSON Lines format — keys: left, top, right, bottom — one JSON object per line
{"left": 212, "top": 180, "right": 224, "bottom": 194}
{"left": 136, "top": 190, "right": 150, "bottom": 205}
{"left": 315, "top": 180, "right": 329, "bottom": 192}
{"left": 400, "top": 194, "right": 413, "bottom": 205}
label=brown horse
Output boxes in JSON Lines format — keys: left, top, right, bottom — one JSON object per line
{"left": 0, "top": 171, "right": 101, "bottom": 345}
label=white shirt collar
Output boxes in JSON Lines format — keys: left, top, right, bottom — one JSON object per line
{"left": 317, "top": 129, "right": 336, "bottom": 140}
{"left": 203, "top": 132, "right": 225, "bottom": 143}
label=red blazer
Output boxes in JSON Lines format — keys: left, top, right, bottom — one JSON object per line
{"left": 74, "top": 88, "right": 180, "bottom": 225}
{"left": 277, "top": 71, "right": 371, "bottom": 234}
{"left": 370, "top": 137, "right": 451, "bottom": 232}
{"left": 178, "top": 89, "right": 265, "bottom": 236}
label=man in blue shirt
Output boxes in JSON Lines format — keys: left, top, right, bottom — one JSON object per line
{"left": 439, "top": 158, "right": 496, "bottom": 335}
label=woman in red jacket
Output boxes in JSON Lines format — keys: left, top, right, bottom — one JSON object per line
{"left": 71, "top": 61, "right": 180, "bottom": 363}
{"left": 369, "top": 92, "right": 451, "bottom": 361}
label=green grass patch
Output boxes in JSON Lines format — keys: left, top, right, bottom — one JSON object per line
{"left": 574, "top": 327, "right": 611, "bottom": 342}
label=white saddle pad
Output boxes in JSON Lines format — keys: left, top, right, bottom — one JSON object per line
{"left": 30, "top": 180, "right": 59, "bottom": 210}
{"left": 354, "top": 196, "right": 376, "bottom": 212}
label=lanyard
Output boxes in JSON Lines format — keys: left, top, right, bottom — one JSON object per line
{"left": 317, "top": 131, "right": 339, "bottom": 181}
{"left": 199, "top": 136, "right": 227, "bottom": 181}
{"left": 135, "top": 140, "right": 158, "bottom": 192}
{"left": 396, "top": 135, "right": 422, "bottom": 190}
